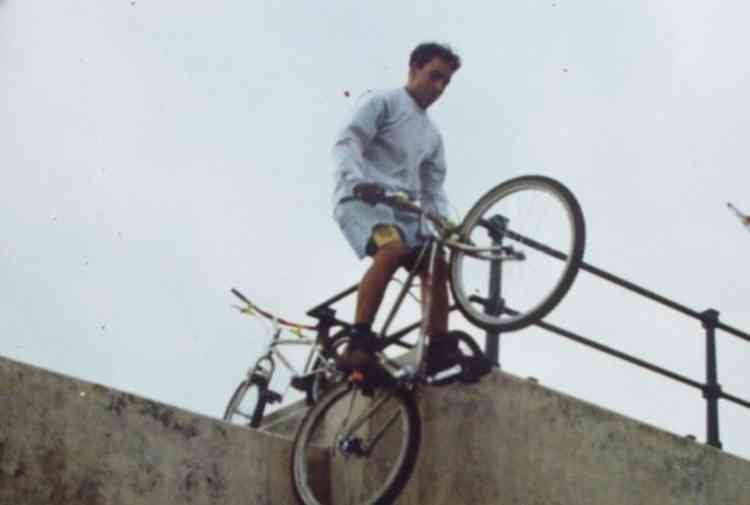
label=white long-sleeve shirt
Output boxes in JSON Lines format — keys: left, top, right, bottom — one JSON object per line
{"left": 332, "top": 87, "right": 450, "bottom": 219}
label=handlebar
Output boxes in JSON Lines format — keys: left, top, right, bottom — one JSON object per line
{"left": 341, "top": 190, "right": 450, "bottom": 234}
{"left": 231, "top": 288, "right": 318, "bottom": 332}
{"left": 231, "top": 288, "right": 252, "bottom": 306}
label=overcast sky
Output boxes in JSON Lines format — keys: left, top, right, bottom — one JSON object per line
{"left": 3, "top": 1, "right": 750, "bottom": 460}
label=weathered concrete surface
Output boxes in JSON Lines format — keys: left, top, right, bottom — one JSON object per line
{"left": 399, "top": 372, "right": 750, "bottom": 505}
{"left": 0, "top": 355, "right": 295, "bottom": 505}
{"left": 2, "top": 353, "right": 750, "bottom": 505}
{"left": 259, "top": 366, "right": 750, "bottom": 505}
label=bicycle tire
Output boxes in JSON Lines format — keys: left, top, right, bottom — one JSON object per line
{"left": 291, "top": 381, "right": 420, "bottom": 505}
{"left": 451, "top": 330, "right": 496, "bottom": 382}
{"left": 428, "top": 330, "right": 493, "bottom": 385}
{"left": 222, "top": 374, "right": 268, "bottom": 428}
{"left": 449, "top": 175, "right": 585, "bottom": 331}
{"left": 446, "top": 330, "right": 483, "bottom": 358}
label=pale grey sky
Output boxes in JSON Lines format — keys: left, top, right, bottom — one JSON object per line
{"left": 2, "top": 1, "right": 749, "bottom": 459}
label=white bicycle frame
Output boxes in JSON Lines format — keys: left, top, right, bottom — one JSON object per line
{"left": 247, "top": 321, "right": 331, "bottom": 401}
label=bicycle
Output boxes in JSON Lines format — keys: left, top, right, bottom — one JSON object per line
{"left": 222, "top": 288, "right": 351, "bottom": 428}
{"left": 728, "top": 202, "right": 750, "bottom": 230}
{"left": 290, "top": 174, "right": 586, "bottom": 505}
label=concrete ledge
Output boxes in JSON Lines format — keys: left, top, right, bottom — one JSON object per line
{"left": 257, "top": 401, "right": 307, "bottom": 436}
{"left": 3, "top": 354, "right": 749, "bottom": 505}
{"left": 401, "top": 372, "right": 750, "bottom": 505}
{"left": 0, "top": 356, "right": 295, "bottom": 505}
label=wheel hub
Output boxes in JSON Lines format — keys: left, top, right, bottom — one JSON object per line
{"left": 338, "top": 436, "right": 366, "bottom": 457}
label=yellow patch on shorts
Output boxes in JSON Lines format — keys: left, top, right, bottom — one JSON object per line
{"left": 372, "top": 225, "right": 401, "bottom": 247}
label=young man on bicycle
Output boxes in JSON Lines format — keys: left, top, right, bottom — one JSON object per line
{"left": 332, "top": 42, "right": 461, "bottom": 379}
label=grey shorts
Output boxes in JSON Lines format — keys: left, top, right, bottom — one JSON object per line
{"left": 334, "top": 200, "right": 425, "bottom": 259}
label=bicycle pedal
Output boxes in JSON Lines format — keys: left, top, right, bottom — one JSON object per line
{"left": 458, "top": 357, "right": 494, "bottom": 384}
{"left": 426, "top": 364, "right": 463, "bottom": 386}
{"left": 290, "top": 375, "right": 315, "bottom": 392}
{"left": 458, "top": 371, "right": 481, "bottom": 384}
{"left": 262, "top": 389, "right": 283, "bottom": 404}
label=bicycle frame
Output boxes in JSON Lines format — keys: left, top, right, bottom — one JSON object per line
{"left": 371, "top": 196, "right": 518, "bottom": 383}
{"left": 292, "top": 176, "right": 587, "bottom": 505}
{"left": 291, "top": 200, "right": 528, "bottom": 499}
{"left": 249, "top": 327, "right": 331, "bottom": 400}
{"left": 336, "top": 384, "right": 402, "bottom": 454}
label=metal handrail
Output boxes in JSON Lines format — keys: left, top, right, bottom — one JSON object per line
{"left": 303, "top": 226, "right": 749, "bottom": 452}
{"left": 486, "top": 228, "right": 750, "bottom": 450}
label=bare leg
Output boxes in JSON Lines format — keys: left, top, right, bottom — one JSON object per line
{"left": 355, "top": 241, "right": 411, "bottom": 326}
{"left": 421, "top": 254, "right": 449, "bottom": 337}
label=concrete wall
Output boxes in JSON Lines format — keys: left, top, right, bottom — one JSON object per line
{"left": 402, "top": 372, "right": 750, "bottom": 505}
{"left": 2, "top": 354, "right": 750, "bottom": 505}
{"left": 0, "top": 356, "right": 296, "bottom": 505}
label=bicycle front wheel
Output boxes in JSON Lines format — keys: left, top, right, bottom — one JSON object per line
{"left": 450, "top": 175, "right": 585, "bottom": 331}
{"left": 291, "top": 381, "right": 420, "bottom": 505}
{"left": 222, "top": 374, "right": 268, "bottom": 428}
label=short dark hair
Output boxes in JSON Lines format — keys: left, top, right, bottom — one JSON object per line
{"left": 409, "top": 42, "right": 461, "bottom": 71}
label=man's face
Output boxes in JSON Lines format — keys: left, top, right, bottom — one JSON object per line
{"left": 406, "top": 57, "right": 456, "bottom": 109}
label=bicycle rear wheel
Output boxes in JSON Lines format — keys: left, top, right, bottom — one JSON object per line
{"left": 291, "top": 381, "right": 420, "bottom": 505}
{"left": 223, "top": 374, "right": 268, "bottom": 428}
{"left": 449, "top": 175, "right": 585, "bottom": 331}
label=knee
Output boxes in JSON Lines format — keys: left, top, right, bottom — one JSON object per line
{"left": 373, "top": 242, "right": 411, "bottom": 271}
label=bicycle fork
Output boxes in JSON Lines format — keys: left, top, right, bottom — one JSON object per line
{"left": 336, "top": 387, "right": 406, "bottom": 457}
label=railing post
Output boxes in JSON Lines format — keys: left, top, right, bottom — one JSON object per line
{"left": 485, "top": 258, "right": 501, "bottom": 366}
{"left": 484, "top": 215, "right": 508, "bottom": 367}
{"left": 701, "top": 308, "right": 722, "bottom": 449}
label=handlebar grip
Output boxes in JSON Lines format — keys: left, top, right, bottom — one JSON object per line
{"left": 231, "top": 288, "right": 252, "bottom": 305}
{"left": 339, "top": 192, "right": 426, "bottom": 219}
